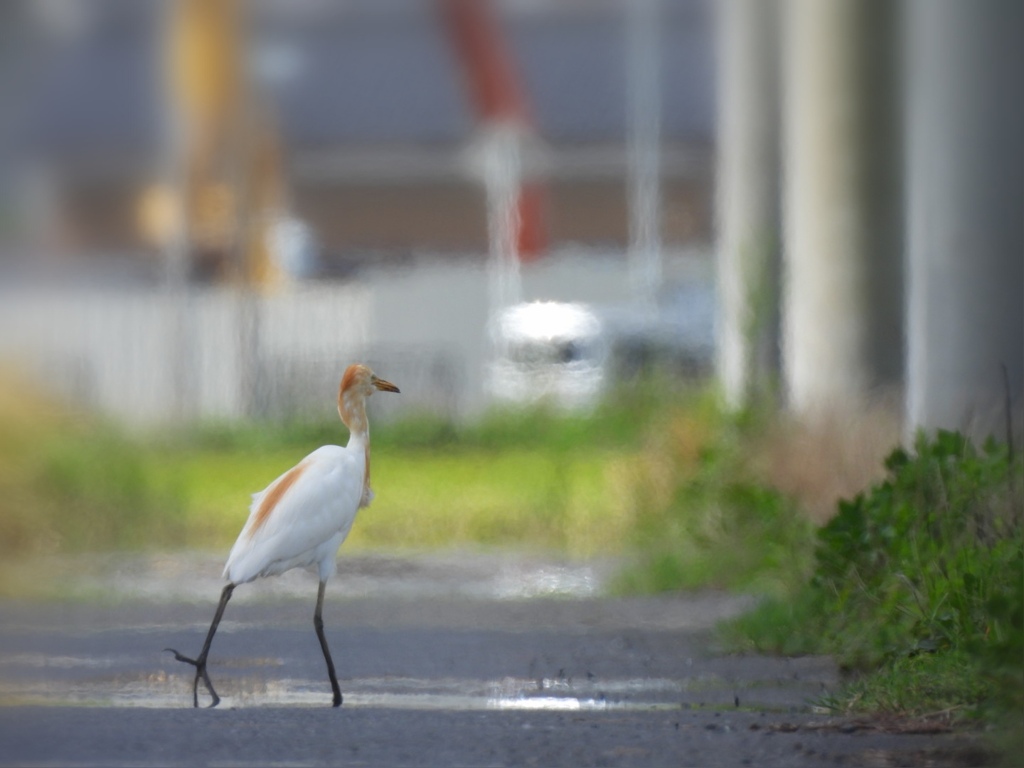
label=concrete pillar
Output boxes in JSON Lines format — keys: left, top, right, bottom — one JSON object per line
{"left": 715, "top": 0, "right": 782, "bottom": 408}
{"left": 782, "top": 0, "right": 903, "bottom": 414}
{"left": 905, "top": 0, "right": 1024, "bottom": 441}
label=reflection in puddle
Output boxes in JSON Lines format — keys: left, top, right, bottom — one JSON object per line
{"left": 0, "top": 653, "right": 120, "bottom": 670}
{"left": 0, "top": 674, "right": 717, "bottom": 712}
{"left": 19, "top": 552, "right": 611, "bottom": 603}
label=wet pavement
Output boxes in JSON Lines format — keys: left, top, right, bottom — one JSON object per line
{"left": 0, "top": 553, "right": 988, "bottom": 767}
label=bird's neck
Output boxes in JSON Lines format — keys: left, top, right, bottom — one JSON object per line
{"left": 339, "top": 391, "right": 369, "bottom": 440}
{"left": 339, "top": 394, "right": 372, "bottom": 505}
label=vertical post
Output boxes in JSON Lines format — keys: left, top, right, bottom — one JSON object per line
{"left": 218, "top": 0, "right": 265, "bottom": 420}
{"left": 482, "top": 125, "right": 524, "bottom": 315}
{"left": 905, "top": 0, "right": 1024, "bottom": 441}
{"left": 715, "top": 0, "right": 782, "bottom": 409}
{"left": 164, "top": 139, "right": 195, "bottom": 423}
{"left": 0, "top": 3, "right": 30, "bottom": 239}
{"left": 438, "top": 0, "right": 547, "bottom": 268}
{"left": 626, "top": 0, "right": 663, "bottom": 309}
{"left": 161, "top": 0, "right": 195, "bottom": 422}
{"left": 782, "top": 0, "right": 903, "bottom": 415}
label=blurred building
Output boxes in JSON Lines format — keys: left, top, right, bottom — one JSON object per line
{"left": 11, "top": 0, "right": 714, "bottom": 279}
{"left": 1, "top": 0, "right": 716, "bottom": 424}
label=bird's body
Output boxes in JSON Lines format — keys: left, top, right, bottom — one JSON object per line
{"left": 225, "top": 442, "right": 364, "bottom": 584}
{"left": 167, "top": 363, "right": 399, "bottom": 708}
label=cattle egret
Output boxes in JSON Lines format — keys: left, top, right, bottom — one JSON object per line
{"left": 166, "top": 363, "right": 400, "bottom": 708}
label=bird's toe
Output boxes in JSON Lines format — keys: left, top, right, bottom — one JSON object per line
{"left": 165, "top": 648, "right": 200, "bottom": 667}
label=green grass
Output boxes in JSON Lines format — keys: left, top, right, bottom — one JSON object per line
{"left": 723, "top": 430, "right": 1023, "bottom": 739}
{"left": 821, "top": 650, "right": 988, "bottom": 718}
{"left": 0, "top": 381, "right": 189, "bottom": 557}
{"left": 613, "top": 394, "right": 818, "bottom": 596}
{"left": 0, "top": 379, "right": 675, "bottom": 569}
{"left": 153, "top": 443, "right": 628, "bottom": 557}
{"left": 148, "top": 394, "right": 667, "bottom": 557}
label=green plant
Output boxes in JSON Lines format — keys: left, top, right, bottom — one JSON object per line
{"left": 0, "top": 430, "right": 188, "bottom": 557}
{"left": 178, "top": 378, "right": 674, "bottom": 457}
{"left": 729, "top": 429, "right": 1023, "bottom": 723}
{"left": 2, "top": 383, "right": 686, "bottom": 565}
{"left": 35, "top": 430, "right": 188, "bottom": 551}
{"left": 617, "top": 396, "right": 817, "bottom": 596}
{"left": 809, "top": 431, "right": 1021, "bottom": 668}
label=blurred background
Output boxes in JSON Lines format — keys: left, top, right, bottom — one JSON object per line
{"left": 0, "top": 0, "right": 716, "bottom": 425}
{"left": 0, "top": 0, "right": 1020, "bottom": 579}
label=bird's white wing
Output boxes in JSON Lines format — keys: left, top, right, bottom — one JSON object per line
{"left": 224, "top": 445, "right": 365, "bottom": 584}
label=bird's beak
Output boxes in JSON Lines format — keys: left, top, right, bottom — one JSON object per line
{"left": 371, "top": 375, "right": 400, "bottom": 394}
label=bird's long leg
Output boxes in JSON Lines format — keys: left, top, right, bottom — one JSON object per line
{"left": 166, "top": 582, "right": 235, "bottom": 708}
{"left": 313, "top": 580, "right": 343, "bottom": 707}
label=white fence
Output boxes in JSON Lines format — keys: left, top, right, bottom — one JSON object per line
{"left": 1, "top": 284, "right": 375, "bottom": 424}
{"left": 0, "top": 251, "right": 712, "bottom": 426}
{"left": 0, "top": 265, "right": 497, "bottom": 425}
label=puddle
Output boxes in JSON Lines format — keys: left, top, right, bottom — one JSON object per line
{"left": 12, "top": 551, "right": 612, "bottom": 603}
{"left": 0, "top": 654, "right": 121, "bottom": 671}
{"left": 0, "top": 672, "right": 806, "bottom": 712}
{"left": 0, "top": 552, "right": 804, "bottom": 715}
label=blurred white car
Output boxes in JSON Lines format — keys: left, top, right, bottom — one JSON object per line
{"left": 487, "top": 301, "right": 608, "bottom": 410}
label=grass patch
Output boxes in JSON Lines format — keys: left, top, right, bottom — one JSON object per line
{"left": 145, "top": 389, "right": 669, "bottom": 558}
{"left": 0, "top": 375, "right": 188, "bottom": 558}
{"left": 0, "top": 377, "right": 675, "bottom": 574}
{"left": 614, "top": 394, "right": 818, "bottom": 596}
{"left": 823, "top": 650, "right": 988, "bottom": 718}
{"left": 724, "top": 430, "right": 1023, "bottom": 735}
{"left": 612, "top": 389, "right": 1021, "bottom": 746}
{"left": 157, "top": 443, "right": 628, "bottom": 557}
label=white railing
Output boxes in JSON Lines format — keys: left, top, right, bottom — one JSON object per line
{"left": 1, "top": 283, "right": 374, "bottom": 424}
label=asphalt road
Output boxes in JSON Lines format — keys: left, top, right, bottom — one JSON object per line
{"left": 0, "top": 554, "right": 988, "bottom": 767}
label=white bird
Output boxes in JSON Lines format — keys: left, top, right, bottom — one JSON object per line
{"left": 167, "top": 363, "right": 400, "bottom": 708}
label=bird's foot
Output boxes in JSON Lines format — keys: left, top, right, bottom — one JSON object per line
{"left": 165, "top": 648, "right": 221, "bottom": 708}
{"left": 164, "top": 647, "right": 198, "bottom": 667}
{"left": 333, "top": 691, "right": 343, "bottom": 708}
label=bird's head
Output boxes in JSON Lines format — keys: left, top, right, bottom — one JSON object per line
{"left": 340, "top": 363, "right": 400, "bottom": 400}
{"left": 337, "top": 364, "right": 400, "bottom": 433}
